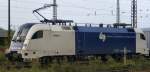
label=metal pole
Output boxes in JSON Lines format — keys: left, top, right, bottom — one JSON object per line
{"left": 116, "top": 0, "right": 120, "bottom": 24}
{"left": 53, "top": 0, "right": 57, "bottom": 20}
{"left": 8, "top": 0, "right": 11, "bottom": 45}
{"left": 131, "top": 0, "right": 137, "bottom": 28}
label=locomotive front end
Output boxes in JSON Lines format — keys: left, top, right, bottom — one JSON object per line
{"left": 5, "top": 23, "right": 35, "bottom": 61}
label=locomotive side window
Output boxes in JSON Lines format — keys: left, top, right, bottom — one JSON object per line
{"left": 32, "top": 31, "right": 43, "bottom": 39}
{"left": 140, "top": 34, "right": 146, "bottom": 40}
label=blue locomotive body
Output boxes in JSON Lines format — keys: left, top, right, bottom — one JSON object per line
{"left": 75, "top": 26, "right": 136, "bottom": 55}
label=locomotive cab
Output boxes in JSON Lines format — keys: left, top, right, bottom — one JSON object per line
{"left": 135, "top": 29, "right": 149, "bottom": 55}
{"left": 5, "top": 23, "right": 36, "bottom": 61}
{"left": 6, "top": 20, "right": 74, "bottom": 61}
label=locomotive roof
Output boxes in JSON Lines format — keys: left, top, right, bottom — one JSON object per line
{"left": 22, "top": 23, "right": 136, "bottom": 33}
{"left": 74, "top": 26, "right": 135, "bottom": 33}
{"left": 40, "top": 19, "right": 73, "bottom": 23}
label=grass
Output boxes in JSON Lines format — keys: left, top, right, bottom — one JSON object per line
{"left": 0, "top": 52, "right": 150, "bottom": 72}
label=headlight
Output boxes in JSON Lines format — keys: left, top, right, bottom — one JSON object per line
{"left": 22, "top": 44, "right": 28, "bottom": 50}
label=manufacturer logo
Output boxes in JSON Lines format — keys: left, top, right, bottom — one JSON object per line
{"left": 99, "top": 32, "right": 106, "bottom": 42}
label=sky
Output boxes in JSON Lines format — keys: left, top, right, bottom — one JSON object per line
{"left": 0, "top": 0, "right": 150, "bottom": 30}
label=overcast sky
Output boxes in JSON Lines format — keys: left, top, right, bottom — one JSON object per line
{"left": 0, "top": 0, "right": 150, "bottom": 29}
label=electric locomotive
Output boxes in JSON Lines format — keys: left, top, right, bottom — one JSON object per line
{"left": 5, "top": 20, "right": 149, "bottom": 62}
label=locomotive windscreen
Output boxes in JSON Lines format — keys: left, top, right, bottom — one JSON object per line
{"left": 12, "top": 23, "right": 35, "bottom": 42}
{"left": 10, "top": 23, "right": 35, "bottom": 51}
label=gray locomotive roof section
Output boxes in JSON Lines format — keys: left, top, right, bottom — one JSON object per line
{"left": 75, "top": 26, "right": 135, "bottom": 33}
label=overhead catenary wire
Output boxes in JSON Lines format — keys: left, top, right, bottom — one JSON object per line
{"left": 0, "top": 0, "right": 148, "bottom": 14}
{"left": 0, "top": 0, "right": 150, "bottom": 29}
{"left": 0, "top": 5, "right": 149, "bottom": 17}
{"left": 11, "top": 0, "right": 46, "bottom": 5}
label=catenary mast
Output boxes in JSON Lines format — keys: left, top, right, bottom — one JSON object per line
{"left": 53, "top": 0, "right": 57, "bottom": 20}
{"left": 116, "top": 0, "right": 120, "bottom": 24}
{"left": 131, "top": 0, "right": 137, "bottom": 28}
{"left": 8, "top": 0, "right": 11, "bottom": 45}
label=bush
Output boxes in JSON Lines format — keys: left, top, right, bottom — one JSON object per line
{"left": 0, "top": 52, "right": 7, "bottom": 62}
{"left": 1, "top": 55, "right": 150, "bottom": 72}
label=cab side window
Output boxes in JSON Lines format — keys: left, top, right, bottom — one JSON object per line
{"left": 32, "top": 31, "right": 43, "bottom": 39}
{"left": 140, "top": 34, "right": 146, "bottom": 40}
